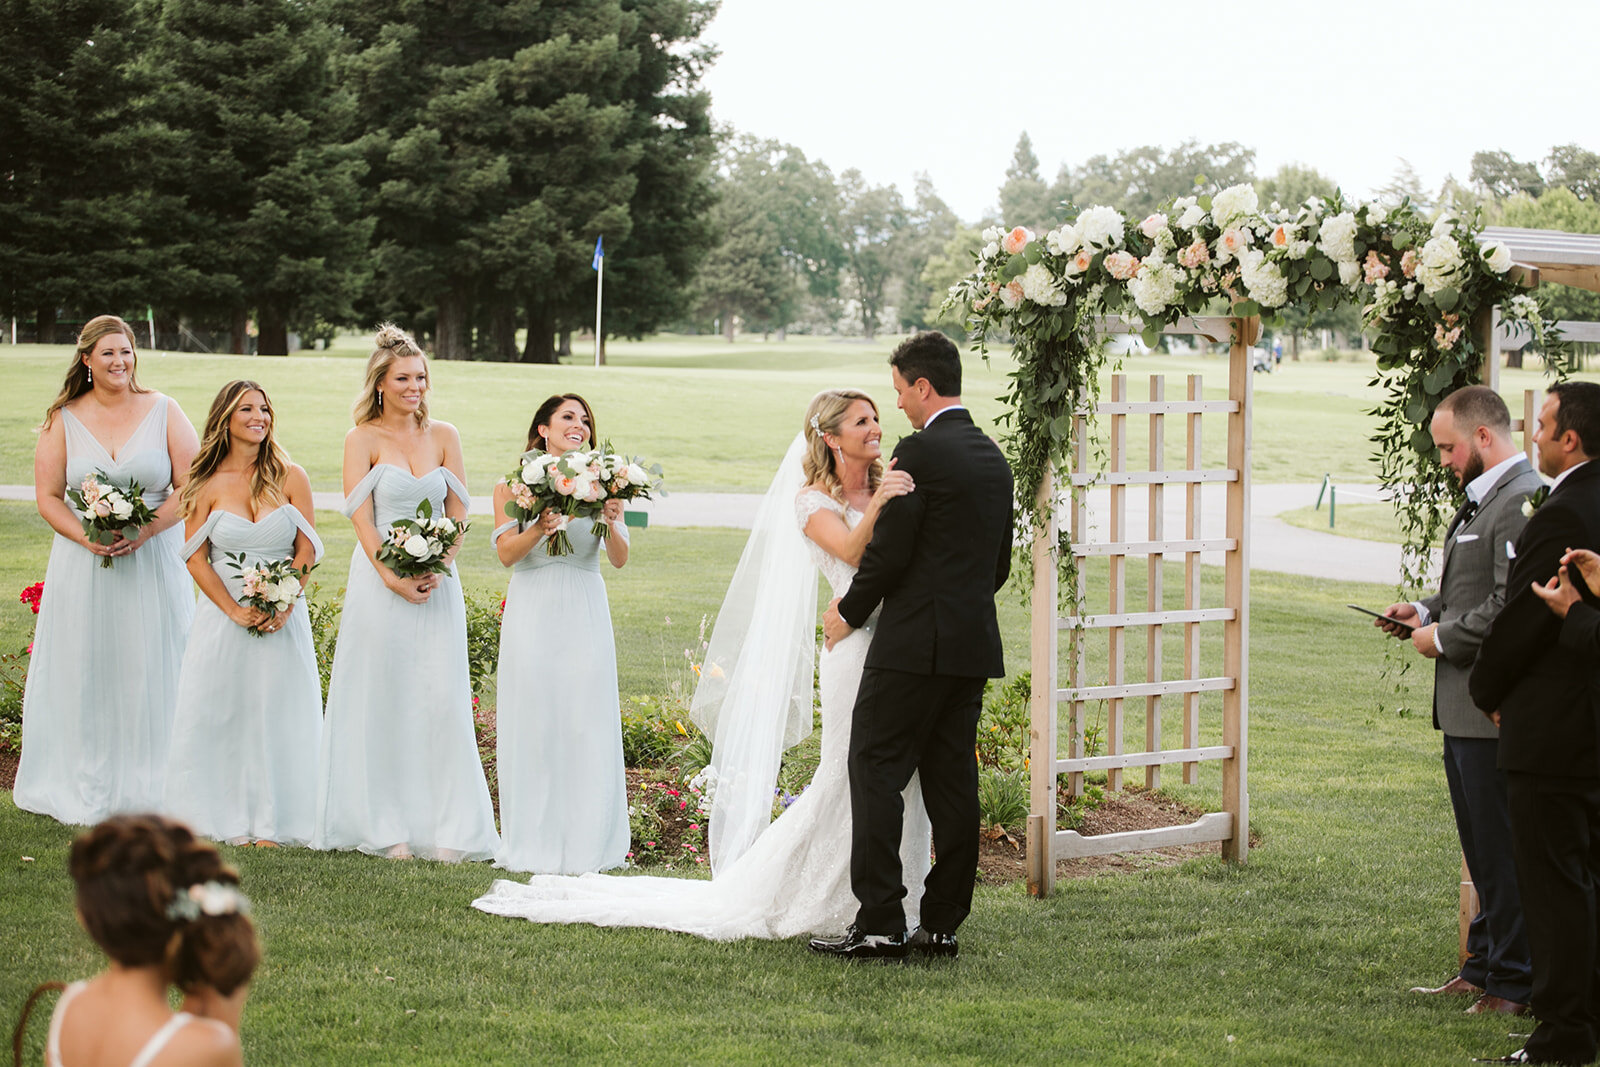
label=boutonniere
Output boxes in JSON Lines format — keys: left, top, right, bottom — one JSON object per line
{"left": 1520, "top": 485, "right": 1550, "bottom": 518}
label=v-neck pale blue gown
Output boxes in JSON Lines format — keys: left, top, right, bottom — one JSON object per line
{"left": 163, "top": 504, "right": 325, "bottom": 845}
{"left": 313, "top": 464, "right": 499, "bottom": 861}
{"left": 15, "top": 397, "right": 195, "bottom": 825}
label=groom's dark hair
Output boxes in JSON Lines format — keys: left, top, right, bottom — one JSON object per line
{"left": 889, "top": 331, "right": 961, "bottom": 398}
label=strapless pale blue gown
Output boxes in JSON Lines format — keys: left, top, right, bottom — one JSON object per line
{"left": 313, "top": 464, "right": 499, "bottom": 861}
{"left": 493, "top": 516, "right": 629, "bottom": 874}
{"left": 163, "top": 505, "right": 324, "bottom": 845}
{"left": 15, "top": 397, "right": 194, "bottom": 825}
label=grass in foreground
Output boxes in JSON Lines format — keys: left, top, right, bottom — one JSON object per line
{"left": 1, "top": 536, "right": 1515, "bottom": 1064}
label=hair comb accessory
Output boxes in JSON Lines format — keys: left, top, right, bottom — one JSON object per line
{"left": 809, "top": 413, "right": 821, "bottom": 436}
{"left": 166, "top": 881, "right": 252, "bottom": 922}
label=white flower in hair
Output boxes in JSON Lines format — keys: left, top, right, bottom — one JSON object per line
{"left": 166, "top": 880, "right": 252, "bottom": 921}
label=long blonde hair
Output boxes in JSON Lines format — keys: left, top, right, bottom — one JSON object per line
{"left": 802, "top": 389, "right": 883, "bottom": 505}
{"left": 39, "top": 315, "right": 150, "bottom": 430}
{"left": 180, "top": 380, "right": 291, "bottom": 518}
{"left": 352, "top": 323, "right": 429, "bottom": 427}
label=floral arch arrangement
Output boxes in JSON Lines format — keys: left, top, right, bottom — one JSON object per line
{"left": 946, "top": 185, "right": 1568, "bottom": 588}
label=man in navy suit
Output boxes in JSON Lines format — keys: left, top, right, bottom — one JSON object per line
{"left": 1471, "top": 381, "right": 1600, "bottom": 1065}
{"left": 810, "top": 331, "right": 1014, "bottom": 961}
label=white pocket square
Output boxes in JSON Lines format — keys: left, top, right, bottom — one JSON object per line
{"left": 1506, "top": 541, "right": 1517, "bottom": 559}
{"left": 1456, "top": 534, "right": 1479, "bottom": 543}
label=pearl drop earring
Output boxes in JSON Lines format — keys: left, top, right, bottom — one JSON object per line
{"left": 85, "top": 365, "right": 92, "bottom": 385}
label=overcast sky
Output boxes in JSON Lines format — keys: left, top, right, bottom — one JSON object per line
{"left": 698, "top": 0, "right": 1598, "bottom": 222}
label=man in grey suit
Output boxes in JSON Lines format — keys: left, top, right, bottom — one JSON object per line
{"left": 1378, "top": 385, "right": 1542, "bottom": 1015}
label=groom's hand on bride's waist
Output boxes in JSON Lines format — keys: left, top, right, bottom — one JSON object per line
{"left": 823, "top": 597, "right": 852, "bottom": 650}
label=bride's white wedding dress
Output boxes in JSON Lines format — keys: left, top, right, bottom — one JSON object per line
{"left": 471, "top": 479, "right": 932, "bottom": 940}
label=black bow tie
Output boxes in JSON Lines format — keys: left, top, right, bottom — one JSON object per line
{"left": 1460, "top": 498, "right": 1480, "bottom": 526}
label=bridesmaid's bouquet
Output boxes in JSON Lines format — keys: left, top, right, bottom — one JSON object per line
{"left": 224, "top": 554, "right": 313, "bottom": 637}
{"left": 66, "top": 470, "right": 159, "bottom": 568}
{"left": 376, "top": 498, "right": 468, "bottom": 578}
{"left": 503, "top": 444, "right": 663, "bottom": 556}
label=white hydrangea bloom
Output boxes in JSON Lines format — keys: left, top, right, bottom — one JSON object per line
{"left": 1019, "top": 263, "right": 1068, "bottom": 307}
{"left": 1076, "top": 205, "right": 1125, "bottom": 249}
{"left": 1210, "top": 184, "right": 1259, "bottom": 227}
{"left": 1317, "top": 212, "right": 1358, "bottom": 264}
{"left": 1128, "top": 256, "right": 1180, "bottom": 315}
{"left": 1238, "top": 250, "right": 1288, "bottom": 307}
{"left": 1416, "top": 234, "right": 1465, "bottom": 294}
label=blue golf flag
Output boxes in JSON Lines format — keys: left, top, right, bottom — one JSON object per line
{"left": 592, "top": 236, "right": 604, "bottom": 271}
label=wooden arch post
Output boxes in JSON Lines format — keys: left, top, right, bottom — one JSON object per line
{"left": 1027, "top": 316, "right": 1257, "bottom": 897}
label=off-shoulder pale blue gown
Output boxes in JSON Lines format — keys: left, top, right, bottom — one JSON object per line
{"left": 15, "top": 397, "right": 194, "bottom": 825}
{"left": 163, "top": 505, "right": 324, "bottom": 845}
{"left": 313, "top": 464, "right": 499, "bottom": 861}
{"left": 492, "top": 516, "right": 629, "bottom": 874}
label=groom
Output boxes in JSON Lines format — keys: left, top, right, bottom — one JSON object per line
{"left": 812, "top": 330, "right": 1014, "bottom": 961}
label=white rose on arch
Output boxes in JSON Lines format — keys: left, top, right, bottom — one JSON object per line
{"left": 1482, "top": 241, "right": 1513, "bottom": 273}
{"left": 1046, "top": 224, "right": 1081, "bottom": 257}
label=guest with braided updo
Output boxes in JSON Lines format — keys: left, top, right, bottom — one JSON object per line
{"left": 12, "top": 814, "right": 258, "bottom": 1067}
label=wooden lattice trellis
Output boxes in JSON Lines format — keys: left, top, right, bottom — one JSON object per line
{"left": 1027, "top": 315, "right": 1256, "bottom": 896}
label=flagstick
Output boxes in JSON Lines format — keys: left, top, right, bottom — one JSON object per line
{"left": 593, "top": 255, "right": 604, "bottom": 368}
{"left": 147, "top": 306, "right": 156, "bottom": 349}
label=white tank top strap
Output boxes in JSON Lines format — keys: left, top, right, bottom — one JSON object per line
{"left": 127, "top": 1012, "right": 197, "bottom": 1067}
{"left": 45, "top": 981, "right": 88, "bottom": 1067}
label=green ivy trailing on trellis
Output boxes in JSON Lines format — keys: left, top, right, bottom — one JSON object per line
{"left": 945, "top": 185, "right": 1570, "bottom": 598}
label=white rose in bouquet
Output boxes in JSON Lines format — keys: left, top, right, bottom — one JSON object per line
{"left": 403, "top": 533, "right": 431, "bottom": 559}
{"left": 278, "top": 574, "right": 302, "bottom": 601}
{"left": 436, "top": 517, "right": 456, "bottom": 535}
{"left": 110, "top": 496, "right": 134, "bottom": 521}
{"left": 624, "top": 462, "right": 649, "bottom": 486}
{"left": 427, "top": 538, "right": 444, "bottom": 557}
{"left": 92, "top": 498, "right": 112, "bottom": 518}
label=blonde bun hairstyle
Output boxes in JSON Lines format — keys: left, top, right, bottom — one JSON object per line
{"left": 353, "top": 322, "right": 429, "bottom": 426}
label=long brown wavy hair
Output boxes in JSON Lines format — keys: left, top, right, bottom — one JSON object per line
{"left": 802, "top": 389, "right": 884, "bottom": 504}
{"left": 353, "top": 322, "right": 429, "bottom": 427}
{"left": 179, "top": 380, "right": 291, "bottom": 518}
{"left": 38, "top": 315, "right": 151, "bottom": 431}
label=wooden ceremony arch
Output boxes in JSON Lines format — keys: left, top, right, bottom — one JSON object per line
{"left": 1025, "top": 314, "right": 1257, "bottom": 896}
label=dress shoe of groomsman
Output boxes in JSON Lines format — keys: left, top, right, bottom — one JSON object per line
{"left": 808, "top": 926, "right": 909, "bottom": 961}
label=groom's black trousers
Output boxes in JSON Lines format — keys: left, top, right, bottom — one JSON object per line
{"left": 848, "top": 666, "right": 985, "bottom": 935}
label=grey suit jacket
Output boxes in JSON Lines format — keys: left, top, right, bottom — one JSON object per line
{"left": 1418, "top": 457, "right": 1544, "bottom": 738}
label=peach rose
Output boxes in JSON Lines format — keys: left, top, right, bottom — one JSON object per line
{"left": 1105, "top": 250, "right": 1141, "bottom": 280}
{"left": 1001, "top": 226, "right": 1034, "bottom": 255}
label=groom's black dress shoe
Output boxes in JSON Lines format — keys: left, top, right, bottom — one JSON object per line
{"left": 906, "top": 927, "right": 958, "bottom": 959}
{"left": 808, "top": 926, "right": 908, "bottom": 961}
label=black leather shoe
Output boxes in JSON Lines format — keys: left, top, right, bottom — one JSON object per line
{"left": 808, "top": 925, "right": 908, "bottom": 961}
{"left": 906, "top": 927, "right": 959, "bottom": 959}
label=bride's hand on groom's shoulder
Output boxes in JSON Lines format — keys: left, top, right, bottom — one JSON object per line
{"left": 870, "top": 459, "right": 914, "bottom": 512}
{"left": 822, "top": 597, "right": 850, "bottom": 650}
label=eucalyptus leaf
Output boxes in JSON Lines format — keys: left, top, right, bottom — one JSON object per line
{"left": 1005, "top": 254, "right": 1029, "bottom": 279}
{"left": 1435, "top": 287, "right": 1458, "bottom": 312}
{"left": 1309, "top": 257, "right": 1333, "bottom": 282}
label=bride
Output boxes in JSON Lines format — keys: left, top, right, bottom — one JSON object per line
{"left": 472, "top": 389, "right": 933, "bottom": 939}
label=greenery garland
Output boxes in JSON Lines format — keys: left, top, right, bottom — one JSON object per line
{"left": 945, "top": 186, "right": 1569, "bottom": 597}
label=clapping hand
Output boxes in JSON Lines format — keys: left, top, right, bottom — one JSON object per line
{"left": 1530, "top": 547, "right": 1600, "bottom": 620}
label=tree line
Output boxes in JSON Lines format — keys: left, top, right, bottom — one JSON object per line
{"left": 2, "top": 3, "right": 1594, "bottom": 358}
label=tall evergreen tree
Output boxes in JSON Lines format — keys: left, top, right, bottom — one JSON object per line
{"left": 997, "top": 132, "right": 1052, "bottom": 230}
{"left": 0, "top": 0, "right": 162, "bottom": 339}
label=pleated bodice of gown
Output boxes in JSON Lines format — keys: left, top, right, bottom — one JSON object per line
{"left": 163, "top": 505, "right": 325, "bottom": 845}
{"left": 492, "top": 516, "right": 630, "bottom": 874}
{"left": 472, "top": 491, "right": 932, "bottom": 938}
{"left": 15, "top": 397, "right": 194, "bottom": 825}
{"left": 313, "top": 464, "right": 499, "bottom": 861}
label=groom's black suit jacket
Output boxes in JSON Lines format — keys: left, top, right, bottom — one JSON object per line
{"left": 838, "top": 407, "right": 1013, "bottom": 678}
{"left": 1470, "top": 460, "right": 1600, "bottom": 777}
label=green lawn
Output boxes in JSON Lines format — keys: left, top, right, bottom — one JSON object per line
{"left": 1279, "top": 501, "right": 1407, "bottom": 544}
{"left": 2, "top": 336, "right": 1585, "bottom": 494}
{"left": 0, "top": 335, "right": 1577, "bottom": 1063}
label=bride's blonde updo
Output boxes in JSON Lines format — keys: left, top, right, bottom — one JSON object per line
{"left": 352, "top": 322, "right": 429, "bottom": 426}
{"left": 801, "top": 389, "right": 883, "bottom": 505}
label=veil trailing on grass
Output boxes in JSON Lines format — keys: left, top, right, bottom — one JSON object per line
{"left": 688, "top": 432, "right": 818, "bottom": 874}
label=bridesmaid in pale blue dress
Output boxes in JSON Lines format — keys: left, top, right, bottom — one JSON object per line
{"left": 493, "top": 393, "right": 630, "bottom": 874}
{"left": 15, "top": 315, "right": 199, "bottom": 825}
{"left": 164, "top": 380, "right": 323, "bottom": 846}
{"left": 313, "top": 324, "right": 499, "bottom": 861}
